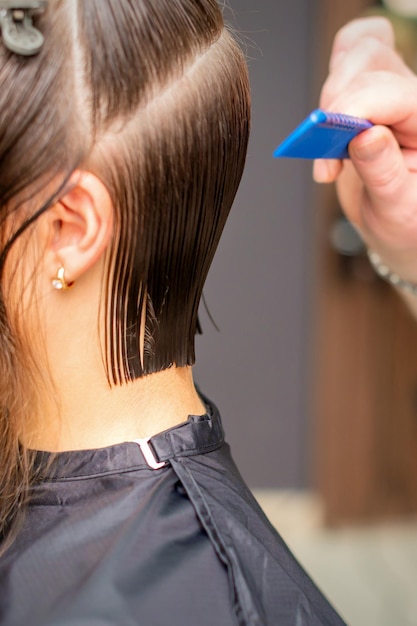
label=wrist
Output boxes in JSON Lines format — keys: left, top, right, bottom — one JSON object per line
{"left": 367, "top": 249, "right": 417, "bottom": 296}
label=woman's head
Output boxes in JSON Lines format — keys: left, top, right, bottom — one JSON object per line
{"left": 0, "top": 0, "right": 250, "bottom": 544}
{"left": 1, "top": 0, "right": 250, "bottom": 380}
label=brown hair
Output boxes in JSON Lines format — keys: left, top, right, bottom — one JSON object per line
{"left": 0, "top": 0, "right": 250, "bottom": 549}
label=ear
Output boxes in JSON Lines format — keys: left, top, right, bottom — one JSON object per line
{"left": 46, "top": 171, "right": 114, "bottom": 283}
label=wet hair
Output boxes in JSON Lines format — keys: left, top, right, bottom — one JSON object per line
{"left": 0, "top": 0, "right": 250, "bottom": 548}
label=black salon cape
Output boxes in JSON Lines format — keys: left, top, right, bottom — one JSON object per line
{"left": 0, "top": 399, "right": 346, "bottom": 626}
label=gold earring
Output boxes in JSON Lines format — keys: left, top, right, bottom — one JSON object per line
{"left": 52, "top": 267, "right": 74, "bottom": 291}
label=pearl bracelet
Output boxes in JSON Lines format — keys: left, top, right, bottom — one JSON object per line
{"left": 367, "top": 250, "right": 417, "bottom": 296}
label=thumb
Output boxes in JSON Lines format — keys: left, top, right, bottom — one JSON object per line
{"left": 349, "top": 125, "right": 408, "bottom": 212}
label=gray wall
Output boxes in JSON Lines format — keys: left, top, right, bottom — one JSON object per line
{"left": 195, "top": 0, "right": 315, "bottom": 488}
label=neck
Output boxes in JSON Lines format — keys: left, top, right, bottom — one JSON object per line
{"left": 23, "top": 266, "right": 205, "bottom": 452}
{"left": 32, "top": 371, "right": 205, "bottom": 454}
{"left": 25, "top": 362, "right": 205, "bottom": 453}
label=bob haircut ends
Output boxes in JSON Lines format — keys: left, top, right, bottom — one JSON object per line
{"left": 84, "top": 21, "right": 251, "bottom": 383}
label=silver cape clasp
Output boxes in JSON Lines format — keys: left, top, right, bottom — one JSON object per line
{"left": 0, "top": 1, "right": 48, "bottom": 56}
{"left": 133, "top": 437, "right": 169, "bottom": 470}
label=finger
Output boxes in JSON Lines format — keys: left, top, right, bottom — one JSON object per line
{"left": 349, "top": 125, "right": 408, "bottom": 212}
{"left": 327, "top": 72, "right": 417, "bottom": 147}
{"left": 321, "top": 38, "right": 412, "bottom": 109}
{"left": 313, "top": 159, "right": 343, "bottom": 183}
{"left": 330, "top": 17, "right": 395, "bottom": 70}
{"left": 336, "top": 128, "right": 417, "bottom": 264}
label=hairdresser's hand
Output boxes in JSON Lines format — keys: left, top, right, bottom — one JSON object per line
{"left": 314, "top": 16, "right": 417, "bottom": 298}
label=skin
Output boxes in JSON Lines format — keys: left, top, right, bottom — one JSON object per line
{"left": 9, "top": 171, "right": 205, "bottom": 452}
{"left": 313, "top": 16, "right": 417, "bottom": 317}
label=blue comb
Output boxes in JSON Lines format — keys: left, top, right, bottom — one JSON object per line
{"left": 273, "top": 109, "right": 373, "bottom": 160}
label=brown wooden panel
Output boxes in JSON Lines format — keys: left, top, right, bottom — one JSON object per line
{"left": 314, "top": 244, "right": 417, "bottom": 523}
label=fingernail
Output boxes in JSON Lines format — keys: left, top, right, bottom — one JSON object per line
{"left": 313, "top": 160, "right": 330, "bottom": 183}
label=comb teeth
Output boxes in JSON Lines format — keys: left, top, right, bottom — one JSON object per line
{"left": 320, "top": 111, "right": 369, "bottom": 131}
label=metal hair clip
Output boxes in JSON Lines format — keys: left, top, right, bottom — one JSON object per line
{"left": 0, "top": 1, "right": 47, "bottom": 56}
